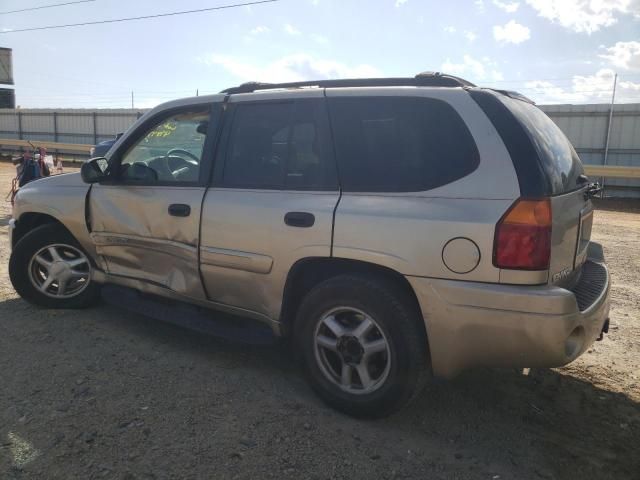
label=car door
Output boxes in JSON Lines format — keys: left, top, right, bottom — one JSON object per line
{"left": 200, "top": 90, "right": 340, "bottom": 320}
{"left": 88, "top": 100, "right": 221, "bottom": 300}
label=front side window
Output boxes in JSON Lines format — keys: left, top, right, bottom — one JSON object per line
{"left": 328, "top": 97, "right": 480, "bottom": 192}
{"left": 119, "top": 108, "right": 210, "bottom": 183}
{"left": 223, "top": 100, "right": 336, "bottom": 190}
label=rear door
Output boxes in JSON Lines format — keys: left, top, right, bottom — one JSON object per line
{"left": 497, "top": 95, "right": 591, "bottom": 286}
{"left": 199, "top": 90, "right": 340, "bottom": 320}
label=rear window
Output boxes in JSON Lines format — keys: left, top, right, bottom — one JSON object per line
{"left": 328, "top": 97, "right": 479, "bottom": 192}
{"left": 498, "top": 96, "right": 584, "bottom": 194}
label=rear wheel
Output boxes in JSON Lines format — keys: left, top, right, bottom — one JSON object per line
{"left": 295, "top": 274, "right": 430, "bottom": 418}
{"left": 9, "top": 223, "right": 99, "bottom": 308}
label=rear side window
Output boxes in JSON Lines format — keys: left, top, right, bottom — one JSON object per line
{"left": 498, "top": 96, "right": 584, "bottom": 194}
{"left": 328, "top": 96, "right": 479, "bottom": 192}
{"left": 222, "top": 100, "right": 337, "bottom": 190}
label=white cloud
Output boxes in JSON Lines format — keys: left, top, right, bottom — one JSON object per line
{"left": 493, "top": 20, "right": 531, "bottom": 44}
{"left": 599, "top": 41, "right": 640, "bottom": 70}
{"left": 443, "top": 25, "right": 457, "bottom": 33}
{"left": 525, "top": 0, "right": 640, "bottom": 34}
{"left": 441, "top": 55, "right": 504, "bottom": 82}
{"left": 395, "top": 0, "right": 409, "bottom": 6}
{"left": 310, "top": 33, "right": 329, "bottom": 44}
{"left": 523, "top": 69, "right": 640, "bottom": 103}
{"left": 465, "top": 30, "right": 478, "bottom": 42}
{"left": 620, "top": 80, "right": 640, "bottom": 90}
{"left": 523, "top": 80, "right": 586, "bottom": 103}
{"left": 474, "top": 0, "right": 485, "bottom": 11}
{"left": 493, "top": 0, "right": 519, "bottom": 12}
{"left": 200, "top": 53, "right": 381, "bottom": 83}
{"left": 573, "top": 69, "right": 618, "bottom": 96}
{"left": 249, "top": 25, "right": 270, "bottom": 35}
{"left": 284, "top": 23, "right": 301, "bottom": 35}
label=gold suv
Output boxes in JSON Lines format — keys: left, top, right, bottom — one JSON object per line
{"left": 8, "top": 73, "right": 610, "bottom": 417}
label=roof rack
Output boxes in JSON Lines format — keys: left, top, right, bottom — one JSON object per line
{"left": 220, "top": 72, "right": 476, "bottom": 94}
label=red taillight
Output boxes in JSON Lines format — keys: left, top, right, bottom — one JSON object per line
{"left": 493, "top": 198, "right": 551, "bottom": 270}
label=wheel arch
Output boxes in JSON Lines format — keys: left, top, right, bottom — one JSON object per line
{"left": 280, "top": 257, "right": 428, "bottom": 345}
{"left": 12, "top": 212, "right": 72, "bottom": 249}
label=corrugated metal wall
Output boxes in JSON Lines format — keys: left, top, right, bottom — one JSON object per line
{"left": 0, "top": 108, "right": 146, "bottom": 145}
{"left": 1, "top": 103, "right": 639, "bottom": 196}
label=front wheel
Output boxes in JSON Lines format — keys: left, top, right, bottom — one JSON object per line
{"left": 295, "top": 274, "right": 430, "bottom": 418}
{"left": 9, "top": 223, "right": 100, "bottom": 309}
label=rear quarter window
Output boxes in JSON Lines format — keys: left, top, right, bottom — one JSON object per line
{"left": 328, "top": 96, "right": 480, "bottom": 192}
{"left": 498, "top": 96, "right": 585, "bottom": 194}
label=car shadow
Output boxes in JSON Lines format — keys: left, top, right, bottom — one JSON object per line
{"left": 0, "top": 297, "right": 637, "bottom": 479}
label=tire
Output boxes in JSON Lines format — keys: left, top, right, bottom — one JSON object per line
{"left": 295, "top": 274, "right": 430, "bottom": 418}
{"left": 9, "top": 223, "right": 100, "bottom": 309}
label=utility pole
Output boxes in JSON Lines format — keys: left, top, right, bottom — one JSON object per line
{"left": 601, "top": 73, "right": 617, "bottom": 198}
{"left": 131, "top": 90, "right": 134, "bottom": 109}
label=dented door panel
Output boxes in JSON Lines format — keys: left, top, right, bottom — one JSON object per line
{"left": 89, "top": 185, "right": 207, "bottom": 299}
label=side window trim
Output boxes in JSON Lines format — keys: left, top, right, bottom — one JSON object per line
{"left": 211, "top": 98, "right": 338, "bottom": 191}
{"left": 106, "top": 103, "right": 218, "bottom": 187}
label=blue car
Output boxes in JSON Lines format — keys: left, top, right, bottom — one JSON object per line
{"left": 90, "top": 133, "right": 123, "bottom": 158}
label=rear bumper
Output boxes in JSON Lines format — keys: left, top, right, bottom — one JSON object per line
{"left": 407, "top": 242, "right": 610, "bottom": 378}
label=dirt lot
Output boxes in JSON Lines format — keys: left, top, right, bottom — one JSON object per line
{"left": 0, "top": 161, "right": 638, "bottom": 480}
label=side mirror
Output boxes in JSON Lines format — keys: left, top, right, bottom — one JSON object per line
{"left": 81, "top": 157, "right": 110, "bottom": 184}
{"left": 196, "top": 121, "right": 209, "bottom": 135}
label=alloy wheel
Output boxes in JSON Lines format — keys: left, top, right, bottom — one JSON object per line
{"left": 313, "top": 307, "right": 391, "bottom": 395}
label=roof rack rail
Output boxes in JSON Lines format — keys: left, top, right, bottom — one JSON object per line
{"left": 220, "top": 72, "right": 476, "bottom": 94}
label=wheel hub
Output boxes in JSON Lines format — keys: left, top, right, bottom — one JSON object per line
{"left": 28, "top": 244, "right": 91, "bottom": 299}
{"left": 49, "top": 261, "right": 70, "bottom": 278}
{"left": 337, "top": 335, "right": 364, "bottom": 365}
{"left": 314, "top": 307, "right": 392, "bottom": 395}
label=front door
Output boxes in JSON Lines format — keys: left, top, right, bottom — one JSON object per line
{"left": 88, "top": 102, "right": 219, "bottom": 300}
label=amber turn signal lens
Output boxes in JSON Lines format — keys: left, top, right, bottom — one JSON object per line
{"left": 493, "top": 198, "right": 552, "bottom": 270}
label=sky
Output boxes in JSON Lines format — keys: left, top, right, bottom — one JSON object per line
{"left": 0, "top": 0, "right": 639, "bottom": 108}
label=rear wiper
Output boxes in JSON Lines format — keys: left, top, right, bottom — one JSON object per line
{"left": 584, "top": 182, "right": 602, "bottom": 199}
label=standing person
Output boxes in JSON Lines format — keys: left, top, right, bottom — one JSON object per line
{"left": 56, "top": 155, "right": 64, "bottom": 173}
{"left": 37, "top": 147, "right": 51, "bottom": 177}
{"left": 11, "top": 149, "right": 28, "bottom": 178}
{"left": 17, "top": 149, "right": 40, "bottom": 186}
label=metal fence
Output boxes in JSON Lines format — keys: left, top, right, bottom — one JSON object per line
{"left": 1, "top": 102, "right": 639, "bottom": 196}
{"left": 0, "top": 108, "right": 146, "bottom": 146}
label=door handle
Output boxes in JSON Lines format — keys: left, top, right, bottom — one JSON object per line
{"left": 168, "top": 204, "right": 191, "bottom": 217}
{"left": 284, "top": 211, "right": 315, "bottom": 228}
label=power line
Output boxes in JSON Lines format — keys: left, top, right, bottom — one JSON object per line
{"left": 0, "top": 0, "right": 279, "bottom": 33}
{"left": 0, "top": 0, "right": 95, "bottom": 15}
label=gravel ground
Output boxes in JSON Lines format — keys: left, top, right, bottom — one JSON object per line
{"left": 0, "top": 161, "right": 639, "bottom": 480}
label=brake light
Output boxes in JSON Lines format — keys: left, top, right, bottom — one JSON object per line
{"left": 493, "top": 198, "right": 551, "bottom": 270}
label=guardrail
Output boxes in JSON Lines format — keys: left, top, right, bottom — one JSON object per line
{"left": 0, "top": 138, "right": 93, "bottom": 153}
{"left": 583, "top": 165, "right": 640, "bottom": 179}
